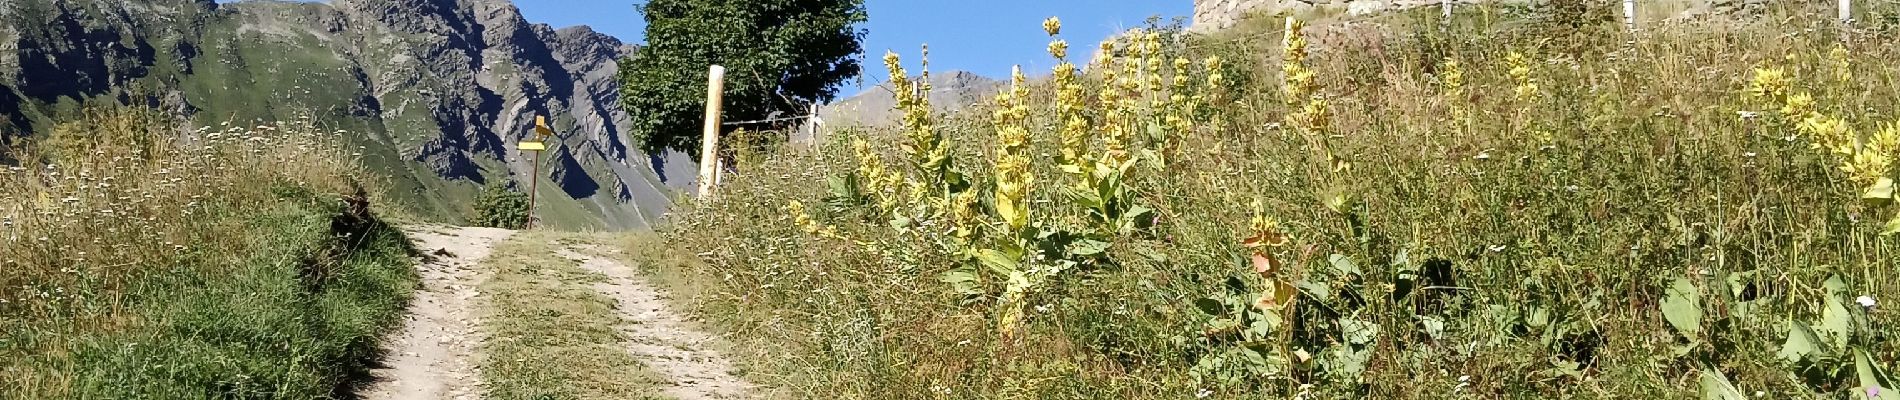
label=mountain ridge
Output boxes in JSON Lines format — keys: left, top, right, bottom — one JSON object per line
{"left": 0, "top": 0, "right": 692, "bottom": 229}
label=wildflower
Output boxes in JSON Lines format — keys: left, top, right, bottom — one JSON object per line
{"left": 1746, "top": 67, "right": 1789, "bottom": 100}
{"left": 1042, "top": 16, "right": 1061, "bottom": 36}
{"left": 1442, "top": 57, "right": 1468, "bottom": 123}
{"left": 1195, "top": 388, "right": 1213, "bottom": 398}
{"left": 1506, "top": 51, "right": 1540, "bottom": 101}
{"left": 992, "top": 66, "right": 1034, "bottom": 231}
{"left": 1830, "top": 45, "right": 1852, "bottom": 83}
{"left": 1738, "top": 111, "right": 1760, "bottom": 120}
{"left": 1859, "top": 295, "right": 1877, "bottom": 309}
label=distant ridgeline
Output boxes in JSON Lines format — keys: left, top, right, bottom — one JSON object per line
{"left": 1191, "top": 0, "right": 1738, "bottom": 31}
{"left": 0, "top": 0, "right": 695, "bottom": 230}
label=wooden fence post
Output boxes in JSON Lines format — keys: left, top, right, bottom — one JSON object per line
{"left": 1441, "top": 0, "right": 1451, "bottom": 30}
{"left": 697, "top": 65, "right": 726, "bottom": 199}
{"left": 1840, "top": 0, "right": 1852, "bottom": 23}
{"left": 1622, "top": 0, "right": 1636, "bottom": 32}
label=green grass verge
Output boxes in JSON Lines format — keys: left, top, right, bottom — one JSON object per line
{"left": 478, "top": 232, "right": 669, "bottom": 400}
{"left": 0, "top": 193, "right": 417, "bottom": 399}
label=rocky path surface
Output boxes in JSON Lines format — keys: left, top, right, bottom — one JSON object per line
{"left": 360, "top": 227, "right": 754, "bottom": 400}
{"left": 557, "top": 244, "right": 757, "bottom": 400}
{"left": 360, "top": 226, "right": 515, "bottom": 400}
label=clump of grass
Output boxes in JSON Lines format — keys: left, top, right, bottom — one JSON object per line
{"left": 649, "top": 2, "right": 1900, "bottom": 398}
{"left": 0, "top": 106, "right": 413, "bottom": 398}
{"left": 479, "top": 231, "right": 670, "bottom": 400}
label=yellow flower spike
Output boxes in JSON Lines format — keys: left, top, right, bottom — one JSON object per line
{"left": 1782, "top": 93, "right": 1815, "bottom": 118}
{"left": 1506, "top": 51, "right": 1539, "bottom": 102}
{"left": 991, "top": 65, "right": 1034, "bottom": 231}
{"left": 1043, "top": 16, "right": 1062, "bottom": 36}
{"left": 1830, "top": 45, "right": 1852, "bottom": 83}
{"left": 1441, "top": 57, "right": 1468, "bottom": 124}
{"left": 1747, "top": 67, "right": 1789, "bottom": 101}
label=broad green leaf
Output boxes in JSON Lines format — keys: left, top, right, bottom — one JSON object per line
{"left": 1525, "top": 305, "right": 1551, "bottom": 328}
{"left": 1700, "top": 367, "right": 1747, "bottom": 400}
{"left": 1778, "top": 322, "right": 1827, "bottom": 364}
{"left": 1827, "top": 275, "right": 1851, "bottom": 297}
{"left": 1418, "top": 315, "right": 1447, "bottom": 340}
{"left": 1822, "top": 276, "right": 1853, "bottom": 348}
{"left": 826, "top": 174, "right": 855, "bottom": 199}
{"left": 1858, "top": 349, "right": 1896, "bottom": 399}
{"left": 1194, "top": 297, "right": 1225, "bottom": 316}
{"left": 1295, "top": 278, "right": 1333, "bottom": 303}
{"left": 1246, "top": 316, "right": 1278, "bottom": 339}
{"left": 1884, "top": 210, "right": 1900, "bottom": 236}
{"left": 1662, "top": 277, "right": 1703, "bottom": 336}
{"left": 937, "top": 266, "right": 982, "bottom": 296}
{"left": 1864, "top": 177, "right": 1895, "bottom": 201}
{"left": 1340, "top": 317, "right": 1379, "bottom": 346}
{"left": 975, "top": 249, "right": 1020, "bottom": 276}
{"left": 1068, "top": 239, "right": 1111, "bottom": 257}
{"left": 1724, "top": 270, "right": 1758, "bottom": 299}
{"left": 1328, "top": 254, "right": 1362, "bottom": 277}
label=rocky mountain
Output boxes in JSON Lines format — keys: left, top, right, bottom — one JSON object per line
{"left": 817, "top": 70, "right": 1001, "bottom": 129}
{"left": 0, "top": 0, "right": 694, "bottom": 230}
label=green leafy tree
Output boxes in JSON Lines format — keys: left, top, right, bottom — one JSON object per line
{"left": 473, "top": 182, "right": 529, "bottom": 229}
{"left": 619, "top": 0, "right": 867, "bottom": 156}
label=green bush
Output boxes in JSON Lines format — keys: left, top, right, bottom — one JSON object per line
{"left": 474, "top": 182, "right": 530, "bottom": 229}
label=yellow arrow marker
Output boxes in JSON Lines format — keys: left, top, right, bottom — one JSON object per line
{"left": 517, "top": 141, "right": 546, "bottom": 151}
{"left": 535, "top": 116, "right": 553, "bottom": 140}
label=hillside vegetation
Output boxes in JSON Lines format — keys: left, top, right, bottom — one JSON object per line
{"left": 0, "top": 108, "right": 413, "bottom": 398}
{"left": 0, "top": 0, "right": 686, "bottom": 230}
{"left": 642, "top": 2, "right": 1900, "bottom": 398}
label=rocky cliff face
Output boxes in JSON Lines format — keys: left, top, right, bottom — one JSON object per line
{"left": 0, "top": 0, "right": 692, "bottom": 229}
{"left": 817, "top": 70, "right": 1001, "bottom": 131}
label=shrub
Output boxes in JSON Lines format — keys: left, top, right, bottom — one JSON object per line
{"left": 473, "top": 182, "right": 530, "bottom": 229}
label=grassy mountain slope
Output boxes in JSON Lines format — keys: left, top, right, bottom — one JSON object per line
{"left": 0, "top": 109, "right": 414, "bottom": 399}
{"left": 0, "top": 0, "right": 694, "bottom": 230}
{"left": 640, "top": 2, "right": 1900, "bottom": 398}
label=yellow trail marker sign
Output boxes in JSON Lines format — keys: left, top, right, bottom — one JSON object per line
{"left": 534, "top": 116, "right": 553, "bottom": 140}
{"left": 517, "top": 141, "right": 547, "bottom": 151}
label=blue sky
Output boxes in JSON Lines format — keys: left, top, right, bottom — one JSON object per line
{"left": 219, "top": 1, "right": 1190, "bottom": 94}
{"left": 513, "top": 0, "right": 1191, "bottom": 93}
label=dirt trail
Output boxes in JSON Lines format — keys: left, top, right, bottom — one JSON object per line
{"left": 360, "top": 226, "right": 515, "bottom": 400}
{"left": 361, "top": 227, "right": 754, "bottom": 399}
{"left": 556, "top": 245, "right": 757, "bottom": 400}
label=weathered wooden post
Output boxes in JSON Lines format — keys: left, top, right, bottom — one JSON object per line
{"left": 517, "top": 116, "right": 553, "bottom": 229}
{"left": 1622, "top": 0, "right": 1636, "bottom": 32}
{"left": 1441, "top": 0, "right": 1451, "bottom": 30}
{"left": 1840, "top": 0, "right": 1852, "bottom": 23}
{"left": 807, "top": 103, "right": 820, "bottom": 144}
{"left": 697, "top": 65, "right": 726, "bottom": 199}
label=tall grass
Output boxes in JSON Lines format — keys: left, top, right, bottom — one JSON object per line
{"left": 653, "top": 2, "right": 1900, "bottom": 398}
{"left": 0, "top": 107, "right": 415, "bottom": 398}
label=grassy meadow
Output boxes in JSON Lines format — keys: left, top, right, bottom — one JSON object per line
{"left": 0, "top": 108, "right": 415, "bottom": 398}
{"left": 641, "top": 2, "right": 1900, "bottom": 398}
